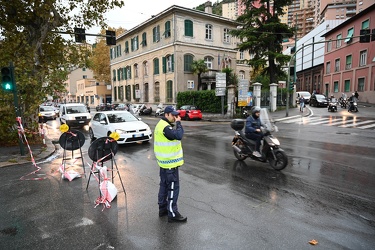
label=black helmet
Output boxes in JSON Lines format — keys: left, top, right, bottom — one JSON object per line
{"left": 252, "top": 106, "right": 261, "bottom": 115}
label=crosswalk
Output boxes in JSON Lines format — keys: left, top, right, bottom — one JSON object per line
{"left": 276, "top": 115, "right": 375, "bottom": 130}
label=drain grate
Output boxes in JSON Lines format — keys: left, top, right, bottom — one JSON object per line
{"left": 336, "top": 132, "right": 351, "bottom": 135}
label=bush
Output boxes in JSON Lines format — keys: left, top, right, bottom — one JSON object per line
{"left": 177, "top": 90, "right": 227, "bottom": 113}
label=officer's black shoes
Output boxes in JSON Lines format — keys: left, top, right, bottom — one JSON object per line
{"left": 159, "top": 210, "right": 168, "bottom": 217}
{"left": 168, "top": 212, "right": 187, "bottom": 223}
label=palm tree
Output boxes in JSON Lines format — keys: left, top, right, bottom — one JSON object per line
{"left": 191, "top": 59, "right": 208, "bottom": 90}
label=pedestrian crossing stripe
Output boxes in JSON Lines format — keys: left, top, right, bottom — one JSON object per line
{"left": 277, "top": 116, "right": 375, "bottom": 130}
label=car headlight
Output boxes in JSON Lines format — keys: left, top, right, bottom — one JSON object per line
{"left": 146, "top": 126, "right": 151, "bottom": 131}
{"left": 115, "top": 129, "right": 127, "bottom": 134}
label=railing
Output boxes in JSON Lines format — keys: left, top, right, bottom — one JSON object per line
{"left": 201, "top": 70, "right": 218, "bottom": 79}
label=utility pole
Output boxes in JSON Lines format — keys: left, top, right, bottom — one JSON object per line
{"left": 286, "top": 13, "right": 297, "bottom": 117}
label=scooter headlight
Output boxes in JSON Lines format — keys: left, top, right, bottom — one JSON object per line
{"left": 269, "top": 137, "right": 280, "bottom": 146}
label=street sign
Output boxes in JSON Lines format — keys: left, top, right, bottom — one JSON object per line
{"left": 187, "top": 80, "right": 194, "bottom": 89}
{"left": 215, "top": 88, "right": 225, "bottom": 96}
{"left": 237, "top": 79, "right": 249, "bottom": 106}
{"left": 215, "top": 72, "right": 226, "bottom": 88}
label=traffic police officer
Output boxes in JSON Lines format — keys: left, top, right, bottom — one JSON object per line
{"left": 154, "top": 106, "right": 187, "bottom": 222}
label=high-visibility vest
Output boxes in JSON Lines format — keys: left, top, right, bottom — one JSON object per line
{"left": 154, "top": 119, "right": 184, "bottom": 168}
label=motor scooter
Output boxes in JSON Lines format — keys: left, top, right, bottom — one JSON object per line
{"left": 155, "top": 103, "right": 165, "bottom": 117}
{"left": 328, "top": 98, "right": 338, "bottom": 112}
{"left": 139, "top": 104, "right": 152, "bottom": 115}
{"left": 231, "top": 108, "right": 288, "bottom": 171}
{"left": 348, "top": 100, "right": 358, "bottom": 112}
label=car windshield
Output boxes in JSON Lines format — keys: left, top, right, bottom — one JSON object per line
{"left": 66, "top": 106, "right": 87, "bottom": 114}
{"left": 107, "top": 112, "right": 138, "bottom": 123}
{"left": 40, "top": 106, "right": 54, "bottom": 111}
{"left": 299, "top": 92, "right": 311, "bottom": 97}
{"left": 316, "top": 95, "right": 326, "bottom": 100}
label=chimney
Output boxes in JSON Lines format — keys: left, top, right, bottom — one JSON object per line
{"left": 205, "top": 1, "right": 212, "bottom": 14}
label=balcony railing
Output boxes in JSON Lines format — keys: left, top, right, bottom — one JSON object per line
{"left": 201, "top": 70, "right": 219, "bottom": 81}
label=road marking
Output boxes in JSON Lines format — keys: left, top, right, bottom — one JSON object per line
{"left": 358, "top": 123, "right": 375, "bottom": 129}
{"left": 339, "top": 120, "right": 375, "bottom": 128}
{"left": 307, "top": 118, "right": 332, "bottom": 125}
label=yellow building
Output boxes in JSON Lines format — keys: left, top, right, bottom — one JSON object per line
{"left": 110, "top": 4, "right": 251, "bottom": 106}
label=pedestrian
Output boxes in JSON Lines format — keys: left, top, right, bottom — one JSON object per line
{"left": 154, "top": 105, "right": 187, "bottom": 223}
{"left": 299, "top": 95, "right": 305, "bottom": 112}
{"left": 245, "top": 107, "right": 263, "bottom": 158}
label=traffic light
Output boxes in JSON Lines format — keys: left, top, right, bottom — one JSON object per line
{"left": 359, "top": 29, "right": 370, "bottom": 43}
{"left": 106, "top": 30, "right": 116, "bottom": 45}
{"left": 74, "top": 27, "right": 86, "bottom": 43}
{"left": 1, "top": 67, "right": 14, "bottom": 92}
{"left": 289, "top": 82, "right": 294, "bottom": 91}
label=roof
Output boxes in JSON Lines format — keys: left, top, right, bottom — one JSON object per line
{"left": 322, "top": 3, "right": 375, "bottom": 37}
{"left": 117, "top": 5, "right": 240, "bottom": 39}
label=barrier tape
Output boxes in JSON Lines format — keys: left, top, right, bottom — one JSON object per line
{"left": 16, "top": 117, "right": 47, "bottom": 181}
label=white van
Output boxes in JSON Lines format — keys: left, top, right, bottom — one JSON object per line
{"left": 296, "top": 91, "right": 311, "bottom": 104}
{"left": 59, "top": 103, "right": 91, "bottom": 128}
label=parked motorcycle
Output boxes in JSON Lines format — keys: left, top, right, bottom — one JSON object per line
{"left": 139, "top": 104, "right": 152, "bottom": 115}
{"left": 155, "top": 103, "right": 165, "bottom": 117}
{"left": 328, "top": 98, "right": 338, "bottom": 112}
{"left": 348, "top": 100, "right": 358, "bottom": 112}
{"left": 231, "top": 108, "right": 288, "bottom": 171}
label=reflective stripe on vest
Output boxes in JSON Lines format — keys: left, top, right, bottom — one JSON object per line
{"left": 154, "top": 119, "right": 184, "bottom": 168}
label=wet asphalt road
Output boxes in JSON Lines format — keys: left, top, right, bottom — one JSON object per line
{"left": 0, "top": 110, "right": 374, "bottom": 249}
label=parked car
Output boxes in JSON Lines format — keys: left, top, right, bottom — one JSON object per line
{"left": 296, "top": 91, "right": 311, "bottom": 104}
{"left": 115, "top": 103, "right": 129, "bottom": 111}
{"left": 39, "top": 106, "right": 57, "bottom": 120}
{"left": 177, "top": 105, "right": 203, "bottom": 120}
{"left": 89, "top": 110, "right": 152, "bottom": 144}
{"left": 309, "top": 94, "right": 329, "bottom": 107}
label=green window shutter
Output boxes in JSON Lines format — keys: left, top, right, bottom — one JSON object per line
{"left": 165, "top": 21, "right": 171, "bottom": 38}
{"left": 171, "top": 54, "right": 174, "bottom": 72}
{"left": 162, "top": 57, "right": 166, "bottom": 73}
{"left": 184, "top": 20, "right": 193, "bottom": 37}
{"left": 136, "top": 36, "right": 139, "bottom": 50}
{"left": 124, "top": 68, "right": 127, "bottom": 80}
{"left": 153, "top": 27, "right": 156, "bottom": 42}
{"left": 122, "top": 68, "right": 126, "bottom": 80}
{"left": 131, "top": 38, "right": 134, "bottom": 51}
{"left": 117, "top": 69, "right": 121, "bottom": 81}
{"left": 154, "top": 58, "right": 159, "bottom": 75}
{"left": 113, "top": 69, "right": 116, "bottom": 81}
{"left": 129, "top": 66, "right": 132, "bottom": 79}
{"left": 125, "top": 41, "right": 129, "bottom": 53}
{"left": 344, "top": 80, "right": 350, "bottom": 92}
{"left": 142, "top": 32, "right": 147, "bottom": 46}
{"left": 132, "top": 85, "right": 135, "bottom": 100}
{"left": 184, "top": 55, "right": 192, "bottom": 72}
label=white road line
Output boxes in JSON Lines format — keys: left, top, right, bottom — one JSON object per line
{"left": 339, "top": 120, "right": 375, "bottom": 128}
{"left": 307, "top": 118, "right": 332, "bottom": 125}
{"left": 323, "top": 119, "right": 353, "bottom": 126}
{"left": 296, "top": 117, "right": 324, "bottom": 125}
{"left": 358, "top": 123, "right": 375, "bottom": 129}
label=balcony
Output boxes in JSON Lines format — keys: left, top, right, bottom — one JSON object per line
{"left": 201, "top": 70, "right": 219, "bottom": 82}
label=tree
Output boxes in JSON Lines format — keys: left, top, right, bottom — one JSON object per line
{"left": 231, "top": 0, "right": 293, "bottom": 85}
{"left": 191, "top": 59, "right": 208, "bottom": 90}
{"left": 0, "top": 0, "right": 124, "bottom": 145}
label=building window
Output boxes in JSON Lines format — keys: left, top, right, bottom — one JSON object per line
{"left": 165, "top": 21, "right": 171, "bottom": 38}
{"left": 153, "top": 58, "right": 160, "bottom": 75}
{"left": 359, "top": 50, "right": 367, "bottom": 66}
{"left": 125, "top": 41, "right": 129, "bottom": 53}
{"left": 184, "top": 54, "right": 193, "bottom": 72}
{"left": 205, "top": 24, "right": 212, "bottom": 40}
{"left": 345, "top": 55, "right": 352, "bottom": 70}
{"left": 336, "top": 34, "right": 342, "bottom": 48}
{"left": 361, "top": 19, "right": 369, "bottom": 29}
{"left": 122, "top": 67, "right": 126, "bottom": 80}
{"left": 143, "top": 61, "right": 148, "bottom": 76}
{"left": 335, "top": 59, "right": 340, "bottom": 72}
{"left": 141, "top": 32, "right": 147, "bottom": 47}
{"left": 83, "top": 75, "right": 87, "bottom": 79}
{"left": 126, "top": 66, "right": 131, "bottom": 79}
{"left": 326, "top": 61, "right": 331, "bottom": 74}
{"left": 112, "top": 69, "right": 116, "bottom": 81}
{"left": 334, "top": 81, "right": 339, "bottom": 92}
{"left": 144, "top": 83, "right": 149, "bottom": 102}
{"left": 239, "top": 51, "right": 244, "bottom": 60}
{"left": 154, "top": 82, "right": 160, "bottom": 103}
{"left": 82, "top": 68, "right": 86, "bottom": 71}
{"left": 134, "top": 63, "right": 138, "bottom": 78}
{"left": 344, "top": 27, "right": 354, "bottom": 43}
{"left": 162, "top": 55, "right": 174, "bottom": 73}
{"left": 153, "top": 25, "right": 160, "bottom": 42}
{"left": 184, "top": 20, "right": 193, "bottom": 37}
{"left": 344, "top": 79, "right": 350, "bottom": 92}
{"left": 204, "top": 56, "right": 213, "bottom": 69}
{"left": 223, "top": 28, "right": 230, "bottom": 43}
{"left": 131, "top": 36, "right": 139, "bottom": 51}
{"left": 358, "top": 77, "right": 364, "bottom": 92}
{"left": 239, "top": 70, "right": 245, "bottom": 79}
{"left": 125, "top": 85, "right": 131, "bottom": 101}
{"left": 327, "top": 40, "right": 332, "bottom": 52}
{"left": 166, "top": 80, "right": 173, "bottom": 103}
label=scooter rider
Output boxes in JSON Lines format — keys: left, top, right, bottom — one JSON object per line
{"left": 245, "top": 107, "right": 263, "bottom": 158}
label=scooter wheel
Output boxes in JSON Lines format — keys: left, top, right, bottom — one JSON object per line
{"left": 233, "top": 148, "right": 247, "bottom": 161}
{"left": 268, "top": 150, "right": 288, "bottom": 170}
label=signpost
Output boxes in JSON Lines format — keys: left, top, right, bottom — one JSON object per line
{"left": 237, "top": 79, "right": 249, "bottom": 107}
{"left": 215, "top": 73, "right": 226, "bottom": 115}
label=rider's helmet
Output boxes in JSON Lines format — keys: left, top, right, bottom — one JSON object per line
{"left": 352, "top": 93, "right": 355, "bottom": 96}
{"left": 251, "top": 106, "right": 261, "bottom": 118}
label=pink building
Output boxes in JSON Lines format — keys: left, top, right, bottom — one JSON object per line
{"left": 322, "top": 3, "right": 375, "bottom": 103}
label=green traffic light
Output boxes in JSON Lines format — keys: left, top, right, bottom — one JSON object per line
{"left": 1, "top": 66, "right": 14, "bottom": 92}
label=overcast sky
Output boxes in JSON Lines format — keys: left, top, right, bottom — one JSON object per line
{"left": 86, "top": 0, "right": 211, "bottom": 43}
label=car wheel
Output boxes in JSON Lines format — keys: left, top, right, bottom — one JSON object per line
{"left": 89, "top": 128, "right": 96, "bottom": 141}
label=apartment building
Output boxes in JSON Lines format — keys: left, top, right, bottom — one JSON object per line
{"left": 322, "top": 3, "right": 375, "bottom": 103}
{"left": 63, "top": 67, "right": 94, "bottom": 103}
{"left": 110, "top": 4, "right": 250, "bottom": 105}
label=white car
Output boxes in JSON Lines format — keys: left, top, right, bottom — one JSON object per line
{"left": 89, "top": 111, "right": 152, "bottom": 144}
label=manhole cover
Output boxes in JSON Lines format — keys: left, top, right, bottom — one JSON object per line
{"left": 0, "top": 227, "right": 17, "bottom": 236}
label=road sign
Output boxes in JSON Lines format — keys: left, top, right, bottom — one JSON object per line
{"left": 215, "top": 88, "right": 225, "bottom": 96}
{"left": 237, "top": 79, "right": 249, "bottom": 106}
{"left": 215, "top": 72, "right": 226, "bottom": 88}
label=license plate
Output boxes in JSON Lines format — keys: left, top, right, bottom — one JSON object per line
{"left": 79, "top": 121, "right": 84, "bottom": 123}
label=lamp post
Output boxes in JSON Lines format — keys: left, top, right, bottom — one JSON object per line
{"left": 286, "top": 13, "right": 298, "bottom": 117}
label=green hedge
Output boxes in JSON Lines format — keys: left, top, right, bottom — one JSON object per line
{"left": 177, "top": 90, "right": 227, "bottom": 113}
